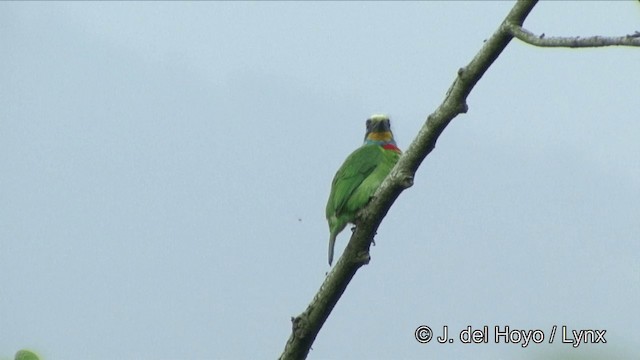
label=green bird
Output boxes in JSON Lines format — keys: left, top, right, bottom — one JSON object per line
{"left": 326, "top": 114, "right": 402, "bottom": 265}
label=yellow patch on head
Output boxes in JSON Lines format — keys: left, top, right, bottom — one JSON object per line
{"left": 367, "top": 131, "right": 393, "bottom": 142}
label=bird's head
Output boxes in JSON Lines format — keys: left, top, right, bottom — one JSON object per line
{"left": 364, "top": 114, "right": 397, "bottom": 146}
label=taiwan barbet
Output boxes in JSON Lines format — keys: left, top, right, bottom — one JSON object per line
{"left": 325, "top": 114, "right": 401, "bottom": 265}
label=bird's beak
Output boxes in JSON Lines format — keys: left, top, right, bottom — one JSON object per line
{"left": 367, "top": 119, "right": 391, "bottom": 133}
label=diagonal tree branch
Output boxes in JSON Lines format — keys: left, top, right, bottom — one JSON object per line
{"left": 279, "top": 1, "right": 541, "bottom": 359}
{"left": 505, "top": 23, "right": 640, "bottom": 48}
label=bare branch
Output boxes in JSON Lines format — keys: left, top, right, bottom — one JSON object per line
{"left": 279, "top": 1, "right": 539, "bottom": 359}
{"left": 505, "top": 23, "right": 640, "bottom": 48}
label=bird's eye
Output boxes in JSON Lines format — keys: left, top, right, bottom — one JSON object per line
{"left": 366, "top": 119, "right": 372, "bottom": 129}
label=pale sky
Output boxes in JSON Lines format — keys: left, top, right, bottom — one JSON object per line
{"left": 1, "top": 2, "right": 639, "bottom": 359}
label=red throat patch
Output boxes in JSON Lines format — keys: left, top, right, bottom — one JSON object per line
{"left": 382, "top": 144, "right": 402, "bottom": 153}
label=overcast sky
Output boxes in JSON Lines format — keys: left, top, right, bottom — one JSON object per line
{"left": 1, "top": 2, "right": 639, "bottom": 359}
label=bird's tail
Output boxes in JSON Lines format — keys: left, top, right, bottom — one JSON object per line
{"left": 328, "top": 232, "right": 337, "bottom": 266}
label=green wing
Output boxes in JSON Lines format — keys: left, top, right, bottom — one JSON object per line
{"left": 326, "top": 145, "right": 382, "bottom": 218}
